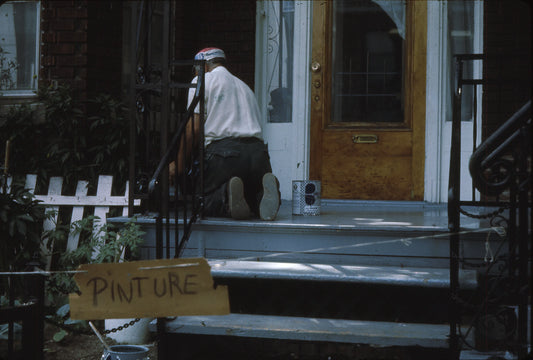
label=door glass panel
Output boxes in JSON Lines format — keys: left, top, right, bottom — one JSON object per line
{"left": 267, "top": 0, "right": 294, "bottom": 123}
{"left": 446, "top": 0, "right": 476, "bottom": 122}
{"left": 331, "top": 0, "right": 406, "bottom": 124}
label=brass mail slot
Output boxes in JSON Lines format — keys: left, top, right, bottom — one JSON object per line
{"left": 352, "top": 134, "right": 378, "bottom": 144}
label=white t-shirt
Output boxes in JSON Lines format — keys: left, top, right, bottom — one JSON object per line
{"left": 188, "top": 66, "right": 263, "bottom": 146}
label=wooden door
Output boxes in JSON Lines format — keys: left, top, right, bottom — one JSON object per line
{"left": 310, "top": 0, "right": 426, "bottom": 200}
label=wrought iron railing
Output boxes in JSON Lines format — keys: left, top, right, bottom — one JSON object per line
{"left": 126, "top": 3, "right": 206, "bottom": 358}
{"left": 448, "top": 53, "right": 531, "bottom": 359}
{"left": 127, "top": 1, "right": 205, "bottom": 260}
{"left": 147, "top": 61, "right": 205, "bottom": 259}
{"left": 0, "top": 271, "right": 45, "bottom": 360}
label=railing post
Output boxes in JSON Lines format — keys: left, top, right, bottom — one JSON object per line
{"left": 448, "top": 55, "right": 463, "bottom": 360}
{"left": 24, "top": 273, "right": 45, "bottom": 360}
{"left": 516, "top": 125, "right": 530, "bottom": 359}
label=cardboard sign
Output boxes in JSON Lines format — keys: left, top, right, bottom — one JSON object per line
{"left": 69, "top": 258, "right": 229, "bottom": 319}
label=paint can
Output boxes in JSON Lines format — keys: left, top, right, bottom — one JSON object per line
{"left": 101, "top": 345, "right": 150, "bottom": 360}
{"left": 292, "top": 180, "right": 321, "bottom": 216}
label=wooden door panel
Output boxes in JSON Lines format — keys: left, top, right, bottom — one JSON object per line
{"left": 322, "top": 159, "right": 412, "bottom": 199}
{"left": 322, "top": 131, "right": 412, "bottom": 199}
{"left": 310, "top": 0, "right": 426, "bottom": 201}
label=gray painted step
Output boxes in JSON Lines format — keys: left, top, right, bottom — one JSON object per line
{"left": 119, "top": 200, "right": 497, "bottom": 268}
{"left": 459, "top": 350, "right": 518, "bottom": 359}
{"left": 152, "top": 314, "right": 470, "bottom": 348}
{"left": 208, "top": 259, "right": 478, "bottom": 289}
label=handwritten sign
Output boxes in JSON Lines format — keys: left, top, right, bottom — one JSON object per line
{"left": 69, "top": 258, "right": 229, "bottom": 319}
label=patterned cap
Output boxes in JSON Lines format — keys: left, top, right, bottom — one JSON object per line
{"left": 194, "top": 47, "right": 226, "bottom": 61}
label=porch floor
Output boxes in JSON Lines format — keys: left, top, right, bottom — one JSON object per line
{"left": 195, "top": 199, "right": 491, "bottom": 232}
{"left": 121, "top": 199, "right": 497, "bottom": 269}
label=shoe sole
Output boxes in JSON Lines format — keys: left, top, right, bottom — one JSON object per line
{"left": 260, "top": 173, "right": 280, "bottom": 221}
{"left": 228, "top": 177, "right": 251, "bottom": 220}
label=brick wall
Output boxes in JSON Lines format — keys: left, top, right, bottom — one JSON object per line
{"left": 40, "top": 0, "right": 123, "bottom": 100}
{"left": 483, "top": 0, "right": 531, "bottom": 138}
{"left": 40, "top": 0, "right": 88, "bottom": 99}
{"left": 41, "top": 0, "right": 255, "bottom": 100}
{"left": 86, "top": 1, "right": 123, "bottom": 98}
{"left": 174, "top": 0, "right": 256, "bottom": 89}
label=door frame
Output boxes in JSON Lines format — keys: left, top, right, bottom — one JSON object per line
{"left": 309, "top": 0, "right": 427, "bottom": 200}
{"left": 255, "top": 0, "right": 483, "bottom": 203}
{"left": 254, "top": 1, "right": 313, "bottom": 200}
{"left": 424, "top": 0, "right": 483, "bottom": 202}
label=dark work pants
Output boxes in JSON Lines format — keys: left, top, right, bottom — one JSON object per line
{"left": 203, "top": 137, "right": 272, "bottom": 217}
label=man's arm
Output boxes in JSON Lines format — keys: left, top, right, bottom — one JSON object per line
{"left": 169, "top": 113, "right": 201, "bottom": 182}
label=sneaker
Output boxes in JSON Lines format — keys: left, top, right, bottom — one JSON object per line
{"left": 228, "top": 177, "right": 251, "bottom": 220}
{"left": 259, "top": 173, "right": 280, "bottom": 221}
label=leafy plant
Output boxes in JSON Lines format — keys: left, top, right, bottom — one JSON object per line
{"left": 0, "top": 45, "right": 19, "bottom": 92}
{"left": 0, "top": 180, "right": 45, "bottom": 272}
{"left": 0, "top": 82, "right": 131, "bottom": 190}
{"left": 45, "top": 216, "right": 145, "bottom": 339}
{"left": 45, "top": 303, "right": 88, "bottom": 342}
{"left": 37, "top": 84, "right": 87, "bottom": 185}
{"left": 86, "top": 93, "right": 130, "bottom": 187}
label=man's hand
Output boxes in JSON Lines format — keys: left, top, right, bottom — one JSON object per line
{"left": 169, "top": 113, "right": 201, "bottom": 187}
{"left": 169, "top": 161, "right": 176, "bottom": 186}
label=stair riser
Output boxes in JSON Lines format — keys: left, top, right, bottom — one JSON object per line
{"left": 137, "top": 223, "right": 491, "bottom": 268}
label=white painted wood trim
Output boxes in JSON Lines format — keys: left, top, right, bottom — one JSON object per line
{"left": 425, "top": 0, "right": 484, "bottom": 203}
{"left": 255, "top": 1, "right": 312, "bottom": 200}
{"left": 66, "top": 180, "right": 89, "bottom": 252}
{"left": 424, "top": 1, "right": 447, "bottom": 203}
{"left": 290, "top": 1, "right": 312, "bottom": 182}
{"left": 3, "top": 174, "right": 139, "bottom": 268}
{"left": 42, "top": 177, "right": 63, "bottom": 270}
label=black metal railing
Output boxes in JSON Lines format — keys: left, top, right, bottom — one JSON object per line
{"left": 127, "top": 1, "right": 206, "bottom": 260}
{"left": 0, "top": 272, "right": 45, "bottom": 360}
{"left": 147, "top": 60, "right": 205, "bottom": 259}
{"left": 448, "top": 54, "right": 531, "bottom": 359}
{"left": 125, "top": 3, "right": 206, "bottom": 358}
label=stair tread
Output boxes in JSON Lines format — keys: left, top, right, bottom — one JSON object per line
{"left": 208, "top": 259, "right": 478, "bottom": 289}
{"left": 154, "top": 314, "right": 462, "bottom": 348}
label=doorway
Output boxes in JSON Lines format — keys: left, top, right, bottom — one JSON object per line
{"left": 310, "top": 0, "right": 427, "bottom": 200}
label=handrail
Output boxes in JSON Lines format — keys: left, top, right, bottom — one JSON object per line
{"left": 469, "top": 100, "right": 531, "bottom": 196}
{"left": 147, "top": 59, "right": 206, "bottom": 259}
{"left": 447, "top": 53, "right": 531, "bottom": 359}
{"left": 148, "top": 65, "right": 205, "bottom": 194}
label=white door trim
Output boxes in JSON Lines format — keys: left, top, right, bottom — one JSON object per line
{"left": 255, "top": 1, "right": 312, "bottom": 200}
{"left": 425, "top": 0, "right": 483, "bottom": 203}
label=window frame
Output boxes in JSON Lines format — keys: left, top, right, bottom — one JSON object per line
{"left": 0, "top": 0, "right": 41, "bottom": 99}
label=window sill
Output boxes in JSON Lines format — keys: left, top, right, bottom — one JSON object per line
{"left": 0, "top": 91, "right": 39, "bottom": 105}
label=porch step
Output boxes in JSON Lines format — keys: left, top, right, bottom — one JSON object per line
{"left": 208, "top": 259, "right": 478, "bottom": 289}
{"left": 120, "top": 200, "right": 490, "bottom": 354}
{"left": 152, "top": 314, "right": 470, "bottom": 348}
{"left": 125, "top": 200, "right": 494, "bottom": 268}
{"left": 149, "top": 259, "right": 477, "bottom": 350}
{"left": 459, "top": 350, "right": 518, "bottom": 359}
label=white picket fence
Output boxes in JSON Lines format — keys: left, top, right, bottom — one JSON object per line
{"left": 3, "top": 174, "right": 140, "bottom": 269}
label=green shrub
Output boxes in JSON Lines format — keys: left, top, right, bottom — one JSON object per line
{"left": 0, "top": 181, "right": 45, "bottom": 272}
{"left": 0, "top": 83, "right": 130, "bottom": 190}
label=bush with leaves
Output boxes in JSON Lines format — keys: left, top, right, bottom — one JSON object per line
{"left": 47, "top": 216, "right": 144, "bottom": 298}
{"left": 45, "top": 216, "right": 145, "bottom": 339}
{"left": 0, "top": 83, "right": 131, "bottom": 190}
{"left": 0, "top": 45, "right": 19, "bottom": 92}
{"left": 0, "top": 181, "right": 46, "bottom": 272}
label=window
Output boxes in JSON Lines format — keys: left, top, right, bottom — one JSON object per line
{"left": 266, "top": 0, "right": 294, "bottom": 123}
{"left": 0, "top": 1, "right": 40, "bottom": 96}
{"left": 446, "top": 0, "right": 478, "bottom": 121}
{"left": 331, "top": 0, "right": 406, "bottom": 124}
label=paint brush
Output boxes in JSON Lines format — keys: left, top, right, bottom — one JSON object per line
{"left": 89, "top": 321, "right": 111, "bottom": 351}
